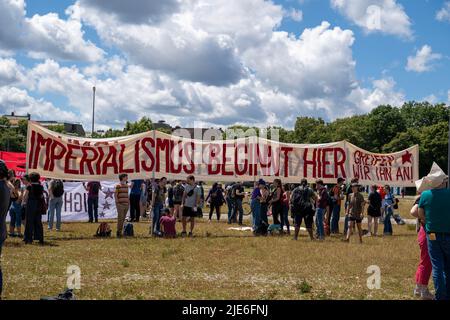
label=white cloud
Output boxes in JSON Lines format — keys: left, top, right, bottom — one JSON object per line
{"left": 0, "top": 58, "right": 25, "bottom": 86}
{"left": 1, "top": 0, "right": 408, "bottom": 130}
{"left": 406, "top": 45, "right": 442, "bottom": 73}
{"left": 330, "top": 0, "right": 413, "bottom": 39}
{"left": 347, "top": 77, "right": 405, "bottom": 113}
{"left": 436, "top": 2, "right": 450, "bottom": 23}
{"left": 286, "top": 8, "right": 303, "bottom": 22}
{"left": 0, "top": 0, "right": 103, "bottom": 62}
{"left": 79, "top": 0, "right": 181, "bottom": 24}
{"left": 0, "top": 86, "right": 78, "bottom": 122}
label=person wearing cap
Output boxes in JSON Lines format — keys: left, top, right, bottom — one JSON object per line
{"left": 417, "top": 163, "right": 450, "bottom": 300}
{"left": 0, "top": 160, "right": 11, "bottom": 298}
{"left": 344, "top": 182, "right": 365, "bottom": 243}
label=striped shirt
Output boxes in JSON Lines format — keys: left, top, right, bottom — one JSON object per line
{"left": 115, "top": 183, "right": 129, "bottom": 204}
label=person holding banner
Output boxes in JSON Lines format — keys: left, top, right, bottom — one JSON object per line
{"left": 181, "top": 175, "right": 201, "bottom": 238}
{"left": 129, "top": 179, "right": 144, "bottom": 222}
{"left": 114, "top": 174, "right": 130, "bottom": 238}
{"left": 84, "top": 181, "right": 102, "bottom": 223}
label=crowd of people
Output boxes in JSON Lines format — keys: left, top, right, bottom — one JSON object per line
{"left": 0, "top": 158, "right": 449, "bottom": 300}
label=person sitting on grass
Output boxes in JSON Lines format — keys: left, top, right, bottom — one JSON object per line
{"left": 344, "top": 183, "right": 365, "bottom": 244}
{"left": 160, "top": 208, "right": 176, "bottom": 238}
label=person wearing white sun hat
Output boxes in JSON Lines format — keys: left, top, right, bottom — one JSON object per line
{"left": 417, "top": 163, "right": 450, "bottom": 300}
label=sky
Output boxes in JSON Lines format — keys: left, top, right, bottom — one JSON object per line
{"left": 0, "top": 0, "right": 449, "bottom": 132}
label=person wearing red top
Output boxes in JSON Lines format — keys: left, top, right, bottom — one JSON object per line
{"left": 160, "top": 208, "right": 176, "bottom": 238}
{"left": 315, "top": 180, "right": 328, "bottom": 241}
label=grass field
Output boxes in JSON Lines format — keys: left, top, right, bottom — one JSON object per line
{"left": 1, "top": 196, "right": 424, "bottom": 300}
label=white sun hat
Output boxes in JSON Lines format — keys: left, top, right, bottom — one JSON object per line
{"left": 415, "top": 162, "right": 449, "bottom": 193}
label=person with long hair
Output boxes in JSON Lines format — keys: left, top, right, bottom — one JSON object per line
{"left": 367, "top": 185, "right": 382, "bottom": 237}
{"left": 269, "top": 179, "right": 283, "bottom": 227}
{"left": 8, "top": 178, "right": 23, "bottom": 237}
{"left": 23, "top": 172, "right": 45, "bottom": 245}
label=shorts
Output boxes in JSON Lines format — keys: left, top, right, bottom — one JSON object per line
{"left": 173, "top": 201, "right": 182, "bottom": 206}
{"left": 294, "top": 213, "right": 313, "bottom": 229}
{"left": 182, "top": 206, "right": 197, "bottom": 218}
{"left": 367, "top": 207, "right": 381, "bottom": 218}
{"left": 349, "top": 215, "right": 363, "bottom": 223}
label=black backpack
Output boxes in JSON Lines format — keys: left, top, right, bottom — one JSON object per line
{"left": 53, "top": 180, "right": 64, "bottom": 198}
{"left": 291, "top": 186, "right": 313, "bottom": 216}
{"left": 173, "top": 184, "right": 184, "bottom": 202}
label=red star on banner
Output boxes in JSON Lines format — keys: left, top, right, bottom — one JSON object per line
{"left": 401, "top": 151, "right": 413, "bottom": 164}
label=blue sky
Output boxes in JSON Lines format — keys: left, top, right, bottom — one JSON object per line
{"left": 1, "top": 0, "right": 449, "bottom": 130}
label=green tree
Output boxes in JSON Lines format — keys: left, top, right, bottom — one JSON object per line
{"left": 366, "top": 105, "right": 406, "bottom": 152}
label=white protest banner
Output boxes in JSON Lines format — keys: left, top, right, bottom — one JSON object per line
{"left": 26, "top": 122, "right": 419, "bottom": 186}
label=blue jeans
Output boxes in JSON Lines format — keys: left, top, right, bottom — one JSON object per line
{"left": 9, "top": 202, "right": 22, "bottom": 229}
{"left": 427, "top": 233, "right": 450, "bottom": 300}
{"left": 48, "top": 197, "right": 63, "bottom": 230}
{"left": 152, "top": 203, "right": 163, "bottom": 235}
{"left": 251, "top": 199, "right": 261, "bottom": 231}
{"left": 233, "top": 199, "right": 244, "bottom": 224}
{"left": 315, "top": 207, "right": 325, "bottom": 239}
{"left": 260, "top": 204, "right": 268, "bottom": 225}
{"left": 383, "top": 206, "right": 393, "bottom": 235}
{"left": 281, "top": 205, "right": 290, "bottom": 232}
{"left": 331, "top": 204, "right": 341, "bottom": 234}
{"left": 226, "top": 198, "right": 234, "bottom": 223}
{"left": 88, "top": 197, "right": 99, "bottom": 222}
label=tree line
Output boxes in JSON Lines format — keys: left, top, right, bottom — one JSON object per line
{"left": 1, "top": 102, "right": 448, "bottom": 177}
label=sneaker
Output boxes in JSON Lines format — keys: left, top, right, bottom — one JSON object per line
{"left": 181, "top": 231, "right": 187, "bottom": 238}
{"left": 413, "top": 285, "right": 421, "bottom": 297}
{"left": 363, "top": 232, "right": 372, "bottom": 237}
{"left": 188, "top": 232, "right": 193, "bottom": 238}
{"left": 420, "top": 289, "right": 434, "bottom": 300}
